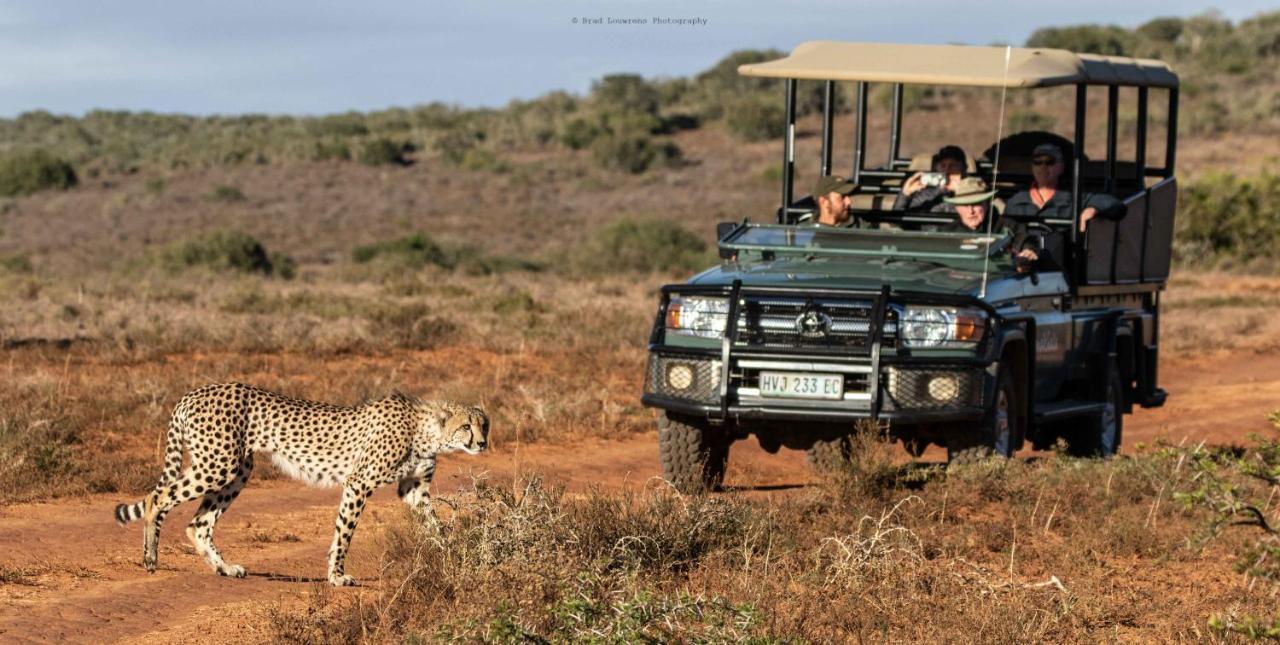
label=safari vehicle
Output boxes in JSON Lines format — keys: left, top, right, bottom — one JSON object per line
{"left": 640, "top": 42, "right": 1180, "bottom": 492}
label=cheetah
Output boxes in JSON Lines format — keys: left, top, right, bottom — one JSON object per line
{"left": 113, "top": 382, "right": 489, "bottom": 586}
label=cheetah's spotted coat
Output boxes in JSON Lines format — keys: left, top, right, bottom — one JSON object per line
{"left": 114, "top": 382, "right": 489, "bottom": 586}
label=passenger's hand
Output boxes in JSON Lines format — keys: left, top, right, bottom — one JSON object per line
{"left": 1015, "top": 248, "right": 1039, "bottom": 273}
{"left": 901, "top": 173, "right": 923, "bottom": 196}
{"left": 1078, "top": 206, "right": 1099, "bottom": 232}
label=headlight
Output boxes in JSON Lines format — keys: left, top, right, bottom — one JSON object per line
{"left": 898, "top": 305, "right": 986, "bottom": 349}
{"left": 665, "top": 296, "right": 729, "bottom": 338}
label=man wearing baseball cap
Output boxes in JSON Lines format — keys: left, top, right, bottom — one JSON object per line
{"left": 1004, "top": 143, "right": 1125, "bottom": 232}
{"left": 808, "top": 175, "right": 857, "bottom": 226}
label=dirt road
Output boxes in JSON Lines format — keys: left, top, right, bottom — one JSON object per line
{"left": 1, "top": 349, "right": 1277, "bottom": 643}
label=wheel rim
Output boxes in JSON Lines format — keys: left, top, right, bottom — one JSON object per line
{"left": 993, "top": 387, "right": 1011, "bottom": 456}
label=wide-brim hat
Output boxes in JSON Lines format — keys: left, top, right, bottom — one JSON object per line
{"left": 943, "top": 176, "right": 996, "bottom": 205}
{"left": 813, "top": 175, "right": 856, "bottom": 198}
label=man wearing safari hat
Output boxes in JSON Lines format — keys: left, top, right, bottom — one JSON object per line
{"left": 943, "top": 176, "right": 1041, "bottom": 269}
{"left": 809, "top": 175, "right": 856, "bottom": 226}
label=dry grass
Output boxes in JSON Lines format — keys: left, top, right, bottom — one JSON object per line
{"left": 267, "top": 448, "right": 1278, "bottom": 642}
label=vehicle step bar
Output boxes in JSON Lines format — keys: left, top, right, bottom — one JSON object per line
{"left": 1034, "top": 400, "right": 1107, "bottom": 421}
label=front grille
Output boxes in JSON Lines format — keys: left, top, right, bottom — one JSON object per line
{"left": 733, "top": 297, "right": 897, "bottom": 350}
{"left": 645, "top": 354, "right": 721, "bottom": 404}
{"left": 884, "top": 367, "right": 983, "bottom": 410}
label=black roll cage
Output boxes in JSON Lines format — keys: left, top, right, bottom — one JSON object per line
{"left": 775, "top": 77, "right": 1179, "bottom": 291}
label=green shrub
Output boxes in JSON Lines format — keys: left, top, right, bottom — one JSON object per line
{"left": 590, "top": 74, "right": 660, "bottom": 117}
{"left": 433, "top": 129, "right": 483, "bottom": 166}
{"left": 358, "top": 138, "right": 408, "bottom": 166}
{"left": 0, "top": 150, "right": 77, "bottom": 197}
{"left": 207, "top": 184, "right": 246, "bottom": 202}
{"left": 309, "top": 139, "right": 351, "bottom": 162}
{"left": 352, "top": 233, "right": 450, "bottom": 267}
{"left": 1025, "top": 24, "right": 1134, "bottom": 55}
{"left": 1176, "top": 171, "right": 1280, "bottom": 267}
{"left": 0, "top": 254, "right": 33, "bottom": 273}
{"left": 591, "top": 132, "right": 681, "bottom": 174}
{"left": 304, "top": 113, "right": 370, "bottom": 137}
{"left": 460, "top": 148, "right": 510, "bottom": 173}
{"left": 559, "top": 117, "right": 602, "bottom": 150}
{"left": 571, "top": 217, "right": 710, "bottom": 274}
{"left": 724, "top": 97, "right": 784, "bottom": 142}
{"left": 158, "top": 230, "right": 292, "bottom": 277}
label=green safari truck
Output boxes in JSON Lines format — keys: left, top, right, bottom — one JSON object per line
{"left": 640, "top": 42, "right": 1179, "bottom": 492}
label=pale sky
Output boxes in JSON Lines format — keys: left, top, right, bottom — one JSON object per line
{"left": 0, "top": 1, "right": 1272, "bottom": 117}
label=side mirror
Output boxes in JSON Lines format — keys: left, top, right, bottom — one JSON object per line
{"left": 716, "top": 222, "right": 737, "bottom": 259}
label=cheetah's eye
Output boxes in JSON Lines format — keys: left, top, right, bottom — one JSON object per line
{"left": 460, "top": 424, "right": 471, "bottom": 432}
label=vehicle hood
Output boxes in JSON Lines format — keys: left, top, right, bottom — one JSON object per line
{"left": 689, "top": 254, "right": 1012, "bottom": 296}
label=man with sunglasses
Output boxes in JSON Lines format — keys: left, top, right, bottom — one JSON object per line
{"left": 1004, "top": 143, "right": 1125, "bottom": 232}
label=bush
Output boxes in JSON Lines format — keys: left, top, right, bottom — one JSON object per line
{"left": 590, "top": 74, "right": 661, "bottom": 117}
{"left": 460, "top": 148, "right": 510, "bottom": 173}
{"left": 158, "top": 230, "right": 292, "bottom": 277}
{"left": 1176, "top": 171, "right": 1280, "bottom": 267}
{"left": 571, "top": 217, "right": 710, "bottom": 274}
{"left": 559, "top": 117, "right": 602, "bottom": 150}
{"left": 724, "top": 97, "right": 785, "bottom": 142}
{"left": 0, "top": 150, "right": 77, "bottom": 197}
{"left": 352, "top": 233, "right": 450, "bottom": 267}
{"left": 309, "top": 139, "right": 351, "bottom": 162}
{"left": 0, "top": 254, "right": 32, "bottom": 273}
{"left": 358, "top": 138, "right": 409, "bottom": 166}
{"left": 1025, "top": 24, "right": 1135, "bottom": 55}
{"left": 591, "top": 132, "right": 681, "bottom": 174}
{"left": 207, "top": 184, "right": 246, "bottom": 202}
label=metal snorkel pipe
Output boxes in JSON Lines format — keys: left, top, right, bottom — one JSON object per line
{"left": 979, "top": 45, "right": 1013, "bottom": 299}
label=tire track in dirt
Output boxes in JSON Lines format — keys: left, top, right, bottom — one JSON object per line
{"left": 1, "top": 350, "right": 1278, "bottom": 642}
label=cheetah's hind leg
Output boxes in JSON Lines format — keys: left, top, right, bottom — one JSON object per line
{"left": 185, "top": 457, "right": 253, "bottom": 578}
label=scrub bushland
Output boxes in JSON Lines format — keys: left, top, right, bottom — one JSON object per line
{"left": 268, "top": 432, "right": 1280, "bottom": 642}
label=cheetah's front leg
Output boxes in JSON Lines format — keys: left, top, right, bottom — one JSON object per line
{"left": 397, "top": 459, "right": 438, "bottom": 529}
{"left": 327, "top": 481, "right": 373, "bottom": 586}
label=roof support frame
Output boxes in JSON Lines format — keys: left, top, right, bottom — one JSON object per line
{"left": 820, "top": 80, "right": 834, "bottom": 176}
{"left": 852, "top": 82, "right": 868, "bottom": 184}
{"left": 780, "top": 78, "right": 797, "bottom": 223}
{"left": 1071, "top": 83, "right": 1086, "bottom": 248}
{"left": 1165, "top": 88, "right": 1178, "bottom": 177}
{"left": 1135, "top": 87, "right": 1148, "bottom": 180}
{"left": 888, "top": 83, "right": 904, "bottom": 167}
{"left": 1105, "top": 85, "right": 1119, "bottom": 194}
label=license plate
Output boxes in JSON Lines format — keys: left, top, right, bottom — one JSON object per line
{"left": 758, "top": 371, "right": 844, "bottom": 400}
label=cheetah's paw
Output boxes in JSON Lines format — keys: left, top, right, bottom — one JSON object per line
{"left": 328, "top": 573, "right": 358, "bottom": 587}
{"left": 218, "top": 564, "right": 247, "bottom": 578}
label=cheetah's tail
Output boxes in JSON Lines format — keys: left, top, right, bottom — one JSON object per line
{"left": 115, "top": 501, "right": 145, "bottom": 526}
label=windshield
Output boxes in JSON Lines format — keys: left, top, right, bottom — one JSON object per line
{"left": 721, "top": 224, "right": 1011, "bottom": 260}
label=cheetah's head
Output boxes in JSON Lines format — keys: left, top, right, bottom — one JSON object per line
{"left": 441, "top": 406, "right": 489, "bottom": 455}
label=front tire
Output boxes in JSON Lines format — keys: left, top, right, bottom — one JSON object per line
{"left": 947, "top": 362, "right": 1017, "bottom": 466}
{"left": 657, "top": 412, "right": 730, "bottom": 494}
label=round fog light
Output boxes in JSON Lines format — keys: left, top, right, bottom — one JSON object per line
{"left": 927, "top": 375, "right": 960, "bottom": 401}
{"left": 666, "top": 363, "right": 695, "bottom": 390}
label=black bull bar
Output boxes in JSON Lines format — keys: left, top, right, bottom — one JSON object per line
{"left": 644, "top": 280, "right": 999, "bottom": 423}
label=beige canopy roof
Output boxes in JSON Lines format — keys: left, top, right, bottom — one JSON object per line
{"left": 738, "top": 41, "right": 1178, "bottom": 89}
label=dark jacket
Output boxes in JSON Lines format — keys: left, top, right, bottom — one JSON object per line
{"left": 935, "top": 210, "right": 1036, "bottom": 255}
{"left": 892, "top": 185, "right": 956, "bottom": 213}
{"left": 1004, "top": 186, "right": 1125, "bottom": 222}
